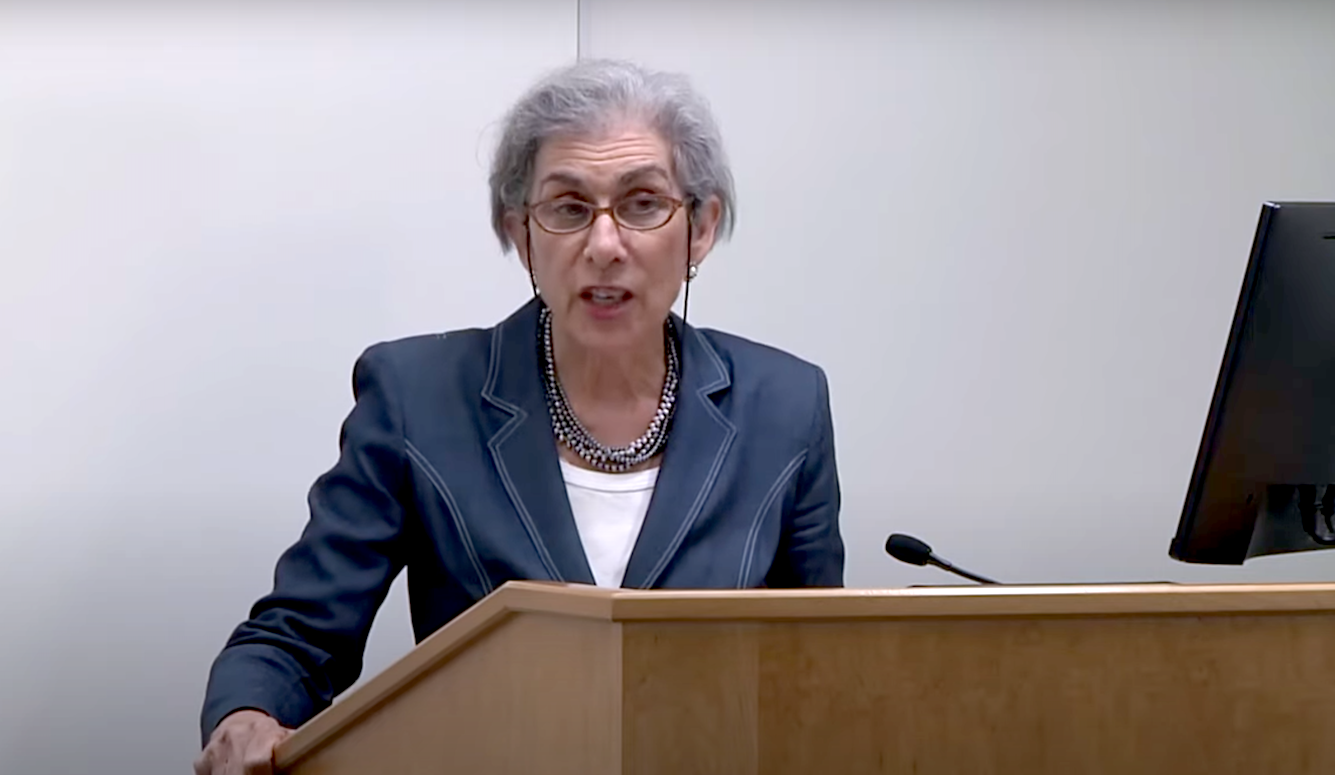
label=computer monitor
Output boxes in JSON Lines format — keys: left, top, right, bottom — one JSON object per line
{"left": 1172, "top": 201, "right": 1335, "bottom": 564}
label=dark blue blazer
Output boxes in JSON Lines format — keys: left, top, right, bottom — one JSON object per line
{"left": 200, "top": 298, "right": 844, "bottom": 741}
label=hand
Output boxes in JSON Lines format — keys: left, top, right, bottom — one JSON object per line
{"left": 193, "top": 710, "right": 294, "bottom": 775}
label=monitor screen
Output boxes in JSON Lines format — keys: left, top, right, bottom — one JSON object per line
{"left": 1172, "top": 202, "right": 1335, "bottom": 564}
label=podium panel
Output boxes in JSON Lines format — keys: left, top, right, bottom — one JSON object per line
{"left": 275, "top": 582, "right": 1335, "bottom": 774}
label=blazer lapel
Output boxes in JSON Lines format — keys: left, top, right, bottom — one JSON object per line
{"left": 480, "top": 299, "right": 595, "bottom": 585}
{"left": 621, "top": 318, "right": 736, "bottom": 589}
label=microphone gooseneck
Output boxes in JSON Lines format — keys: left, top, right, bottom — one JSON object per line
{"left": 884, "top": 533, "right": 1001, "bottom": 585}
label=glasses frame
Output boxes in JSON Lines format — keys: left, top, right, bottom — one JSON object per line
{"left": 525, "top": 194, "right": 690, "bottom": 235}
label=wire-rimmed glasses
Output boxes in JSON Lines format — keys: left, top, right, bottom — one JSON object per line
{"left": 527, "top": 194, "right": 687, "bottom": 234}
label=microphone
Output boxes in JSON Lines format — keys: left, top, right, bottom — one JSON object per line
{"left": 885, "top": 533, "right": 1001, "bottom": 585}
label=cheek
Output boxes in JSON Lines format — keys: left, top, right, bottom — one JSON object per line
{"left": 641, "top": 236, "right": 689, "bottom": 287}
{"left": 530, "top": 236, "right": 579, "bottom": 281}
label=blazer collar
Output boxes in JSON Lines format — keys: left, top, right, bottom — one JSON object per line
{"left": 480, "top": 298, "right": 735, "bottom": 588}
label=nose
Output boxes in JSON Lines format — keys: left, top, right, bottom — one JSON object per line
{"left": 584, "top": 209, "right": 625, "bottom": 268}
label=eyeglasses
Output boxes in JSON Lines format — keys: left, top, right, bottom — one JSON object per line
{"left": 527, "top": 194, "right": 687, "bottom": 234}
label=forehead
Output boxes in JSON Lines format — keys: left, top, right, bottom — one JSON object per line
{"left": 532, "top": 123, "right": 676, "bottom": 193}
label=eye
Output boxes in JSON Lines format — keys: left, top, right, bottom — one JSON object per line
{"left": 622, "top": 195, "right": 666, "bottom": 214}
{"left": 552, "top": 201, "right": 589, "bottom": 218}
{"left": 533, "top": 198, "right": 594, "bottom": 232}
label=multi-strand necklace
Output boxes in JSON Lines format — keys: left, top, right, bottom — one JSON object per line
{"left": 540, "top": 305, "right": 680, "bottom": 472}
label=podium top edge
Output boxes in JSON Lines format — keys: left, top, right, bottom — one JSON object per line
{"left": 496, "top": 580, "right": 1335, "bottom": 620}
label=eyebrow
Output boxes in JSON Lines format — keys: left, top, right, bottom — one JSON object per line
{"left": 537, "top": 164, "right": 672, "bottom": 192}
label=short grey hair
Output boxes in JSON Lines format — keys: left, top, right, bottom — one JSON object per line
{"left": 489, "top": 59, "right": 736, "bottom": 252}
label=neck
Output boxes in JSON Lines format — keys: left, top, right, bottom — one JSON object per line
{"left": 550, "top": 319, "right": 667, "bottom": 408}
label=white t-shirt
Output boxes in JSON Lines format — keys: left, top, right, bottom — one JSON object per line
{"left": 558, "top": 458, "right": 659, "bottom": 588}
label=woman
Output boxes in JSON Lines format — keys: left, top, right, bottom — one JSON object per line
{"left": 195, "top": 59, "right": 843, "bottom": 775}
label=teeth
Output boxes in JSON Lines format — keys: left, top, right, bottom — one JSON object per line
{"left": 590, "top": 289, "right": 623, "bottom": 304}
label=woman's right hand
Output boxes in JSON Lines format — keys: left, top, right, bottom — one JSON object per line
{"left": 193, "top": 710, "right": 294, "bottom": 775}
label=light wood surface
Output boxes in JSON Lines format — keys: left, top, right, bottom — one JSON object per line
{"left": 281, "top": 612, "right": 621, "bottom": 775}
{"left": 275, "top": 581, "right": 616, "bottom": 766}
{"left": 619, "top": 614, "right": 1335, "bottom": 774}
{"left": 274, "top": 581, "right": 1335, "bottom": 774}
{"left": 621, "top": 622, "right": 759, "bottom": 775}
{"left": 602, "top": 581, "right": 1335, "bottom": 619}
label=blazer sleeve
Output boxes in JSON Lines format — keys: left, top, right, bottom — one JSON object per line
{"left": 199, "top": 344, "right": 409, "bottom": 744}
{"left": 767, "top": 365, "right": 846, "bottom": 587}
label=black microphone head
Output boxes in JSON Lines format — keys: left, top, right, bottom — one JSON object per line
{"left": 885, "top": 533, "right": 934, "bottom": 566}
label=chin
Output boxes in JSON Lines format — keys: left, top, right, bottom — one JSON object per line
{"left": 571, "top": 303, "right": 661, "bottom": 348}
{"left": 572, "top": 321, "right": 645, "bottom": 352}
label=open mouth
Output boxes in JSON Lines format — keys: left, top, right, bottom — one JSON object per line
{"left": 578, "top": 286, "right": 634, "bottom": 320}
{"left": 581, "top": 287, "right": 632, "bottom": 307}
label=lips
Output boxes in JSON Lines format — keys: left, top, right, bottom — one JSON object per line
{"left": 580, "top": 286, "right": 632, "bottom": 306}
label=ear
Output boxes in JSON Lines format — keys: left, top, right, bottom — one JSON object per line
{"left": 503, "top": 210, "right": 531, "bottom": 269}
{"left": 688, "top": 195, "right": 723, "bottom": 270}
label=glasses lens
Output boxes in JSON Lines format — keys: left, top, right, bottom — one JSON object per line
{"left": 534, "top": 200, "right": 593, "bottom": 232}
{"left": 615, "top": 195, "right": 674, "bottom": 230}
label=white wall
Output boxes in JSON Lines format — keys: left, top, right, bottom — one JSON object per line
{"left": 583, "top": 0, "right": 1335, "bottom": 587}
{"left": 4, "top": 2, "right": 1335, "bottom": 773}
{"left": 0, "top": 5, "right": 574, "bottom": 774}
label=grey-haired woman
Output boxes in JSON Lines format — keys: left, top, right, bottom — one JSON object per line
{"left": 195, "top": 59, "right": 844, "bottom": 775}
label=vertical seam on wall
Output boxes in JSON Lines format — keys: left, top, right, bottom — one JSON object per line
{"left": 576, "top": 0, "right": 589, "bottom": 60}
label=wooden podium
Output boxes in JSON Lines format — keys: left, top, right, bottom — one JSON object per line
{"left": 273, "top": 581, "right": 1335, "bottom": 774}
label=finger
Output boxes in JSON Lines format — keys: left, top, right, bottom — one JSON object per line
{"left": 241, "top": 732, "right": 281, "bottom": 775}
{"left": 195, "top": 745, "right": 231, "bottom": 775}
{"left": 241, "top": 752, "right": 273, "bottom": 775}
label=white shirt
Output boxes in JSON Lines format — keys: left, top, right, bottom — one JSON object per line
{"left": 558, "top": 458, "right": 659, "bottom": 588}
